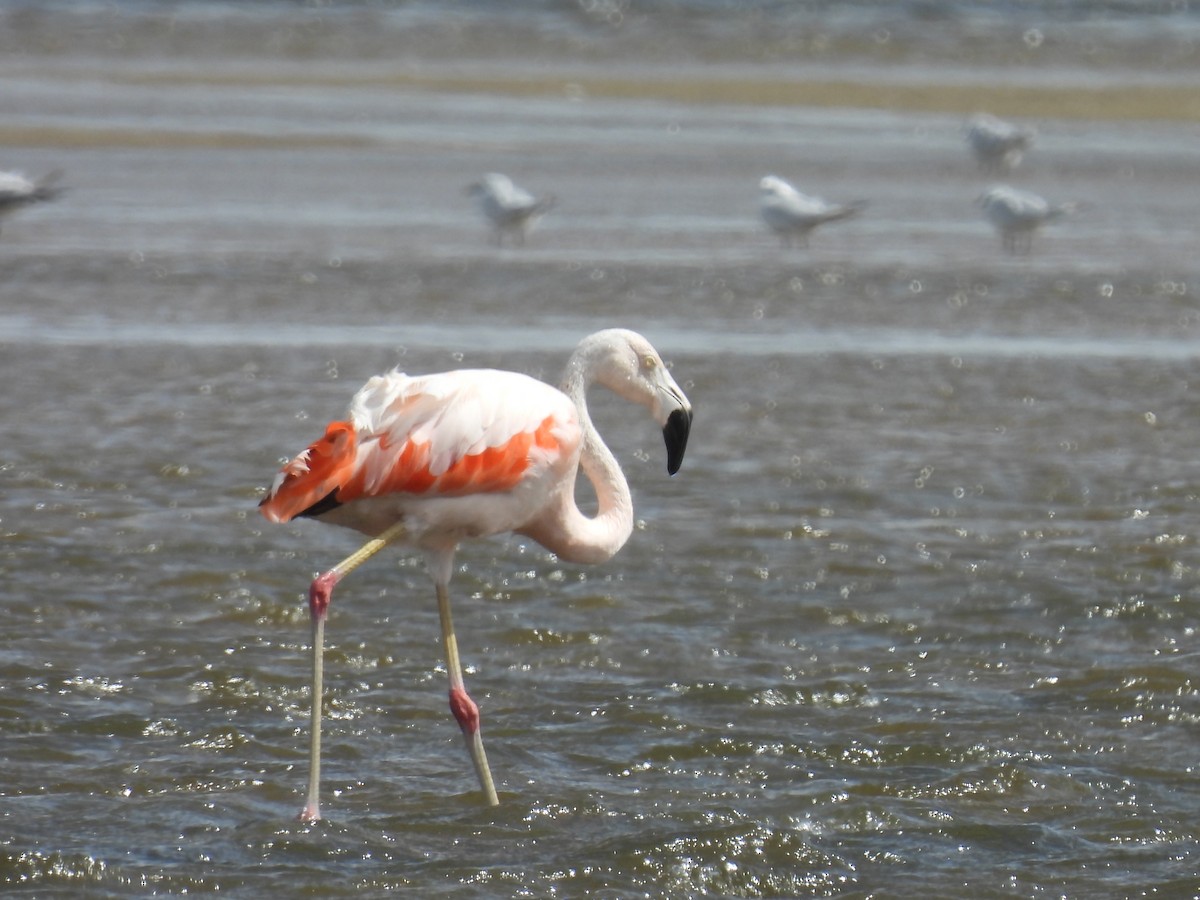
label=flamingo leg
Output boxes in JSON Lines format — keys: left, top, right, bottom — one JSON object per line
{"left": 300, "top": 521, "right": 409, "bottom": 823}
{"left": 436, "top": 579, "right": 500, "bottom": 806}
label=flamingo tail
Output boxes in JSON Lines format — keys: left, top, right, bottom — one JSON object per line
{"left": 260, "top": 421, "right": 358, "bottom": 523}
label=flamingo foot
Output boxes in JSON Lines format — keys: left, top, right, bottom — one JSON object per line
{"left": 299, "top": 802, "right": 321, "bottom": 824}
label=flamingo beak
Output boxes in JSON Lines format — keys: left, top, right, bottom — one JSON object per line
{"left": 663, "top": 406, "right": 692, "bottom": 475}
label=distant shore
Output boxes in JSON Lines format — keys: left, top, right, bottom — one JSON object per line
{"left": 1, "top": 58, "right": 1198, "bottom": 156}
{"left": 3, "top": 0, "right": 1199, "bottom": 154}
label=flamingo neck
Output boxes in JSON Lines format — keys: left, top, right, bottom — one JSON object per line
{"left": 527, "top": 359, "right": 633, "bottom": 565}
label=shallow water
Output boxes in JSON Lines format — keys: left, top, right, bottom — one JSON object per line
{"left": 3, "top": 3, "right": 1200, "bottom": 897}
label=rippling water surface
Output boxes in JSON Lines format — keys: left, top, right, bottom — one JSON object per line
{"left": 3, "top": 2, "right": 1200, "bottom": 897}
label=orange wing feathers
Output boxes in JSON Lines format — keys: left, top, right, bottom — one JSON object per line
{"left": 342, "top": 415, "right": 558, "bottom": 500}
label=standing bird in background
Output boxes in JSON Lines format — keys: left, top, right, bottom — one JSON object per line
{"left": 966, "top": 113, "right": 1036, "bottom": 174}
{"left": 0, "top": 169, "right": 64, "bottom": 235}
{"left": 979, "top": 185, "right": 1075, "bottom": 255}
{"left": 758, "top": 175, "right": 865, "bottom": 249}
{"left": 467, "top": 172, "right": 557, "bottom": 246}
{"left": 261, "top": 328, "right": 693, "bottom": 821}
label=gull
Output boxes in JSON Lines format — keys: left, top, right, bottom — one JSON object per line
{"left": 467, "top": 173, "right": 556, "bottom": 246}
{"left": 966, "top": 114, "right": 1035, "bottom": 174}
{"left": 758, "top": 175, "right": 865, "bottom": 249}
{"left": 980, "top": 185, "right": 1075, "bottom": 254}
{"left": 0, "top": 170, "right": 65, "bottom": 235}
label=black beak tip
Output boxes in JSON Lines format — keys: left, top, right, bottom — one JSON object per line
{"left": 664, "top": 407, "right": 693, "bottom": 475}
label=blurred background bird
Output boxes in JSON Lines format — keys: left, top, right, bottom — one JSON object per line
{"left": 758, "top": 175, "right": 865, "bottom": 249}
{"left": 980, "top": 184, "right": 1075, "bottom": 254}
{"left": 966, "top": 113, "right": 1036, "bottom": 174}
{"left": 467, "top": 172, "right": 556, "bottom": 246}
{"left": 0, "top": 169, "right": 65, "bottom": 235}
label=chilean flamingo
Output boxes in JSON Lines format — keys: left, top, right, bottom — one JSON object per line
{"left": 466, "top": 172, "right": 557, "bottom": 246}
{"left": 758, "top": 175, "right": 865, "bottom": 249}
{"left": 260, "top": 328, "right": 693, "bottom": 821}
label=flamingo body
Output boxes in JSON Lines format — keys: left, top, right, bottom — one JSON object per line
{"left": 758, "top": 175, "right": 864, "bottom": 248}
{"left": 261, "top": 369, "right": 581, "bottom": 544}
{"left": 262, "top": 329, "right": 692, "bottom": 819}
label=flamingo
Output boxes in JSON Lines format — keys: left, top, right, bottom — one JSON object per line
{"left": 758, "top": 175, "right": 865, "bottom": 249}
{"left": 466, "top": 172, "right": 557, "bottom": 246}
{"left": 0, "top": 169, "right": 64, "bottom": 234}
{"left": 260, "top": 328, "right": 693, "bottom": 821}
{"left": 979, "top": 184, "right": 1075, "bottom": 254}
{"left": 966, "top": 113, "right": 1035, "bottom": 174}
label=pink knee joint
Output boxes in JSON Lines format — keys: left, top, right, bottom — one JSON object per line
{"left": 309, "top": 571, "right": 339, "bottom": 619}
{"left": 449, "top": 688, "right": 480, "bottom": 736}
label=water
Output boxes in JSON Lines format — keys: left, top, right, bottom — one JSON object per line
{"left": 3, "top": 2, "right": 1200, "bottom": 896}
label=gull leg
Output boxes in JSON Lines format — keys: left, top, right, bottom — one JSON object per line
{"left": 300, "top": 521, "right": 408, "bottom": 823}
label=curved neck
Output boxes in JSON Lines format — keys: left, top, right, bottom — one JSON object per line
{"left": 523, "top": 360, "right": 633, "bottom": 564}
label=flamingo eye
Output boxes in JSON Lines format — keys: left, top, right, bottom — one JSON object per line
{"left": 642, "top": 355, "right": 657, "bottom": 371}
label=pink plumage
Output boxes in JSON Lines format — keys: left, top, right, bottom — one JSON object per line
{"left": 261, "top": 329, "right": 693, "bottom": 820}
{"left": 261, "top": 369, "right": 581, "bottom": 539}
